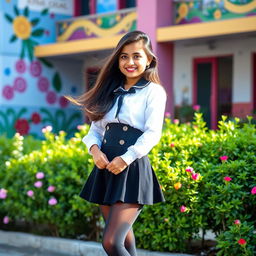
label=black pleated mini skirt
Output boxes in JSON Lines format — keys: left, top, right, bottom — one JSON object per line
{"left": 79, "top": 122, "right": 165, "bottom": 205}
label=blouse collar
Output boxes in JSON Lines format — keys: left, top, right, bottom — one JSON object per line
{"left": 113, "top": 77, "right": 150, "bottom": 92}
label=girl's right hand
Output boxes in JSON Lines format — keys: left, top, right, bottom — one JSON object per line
{"left": 90, "top": 144, "right": 109, "bottom": 169}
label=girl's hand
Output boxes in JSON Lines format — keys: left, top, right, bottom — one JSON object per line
{"left": 90, "top": 145, "right": 109, "bottom": 169}
{"left": 106, "top": 157, "right": 128, "bottom": 175}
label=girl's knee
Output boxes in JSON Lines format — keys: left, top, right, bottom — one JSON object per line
{"left": 102, "top": 236, "right": 122, "bottom": 254}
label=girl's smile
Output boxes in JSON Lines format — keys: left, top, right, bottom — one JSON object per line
{"left": 119, "top": 40, "right": 151, "bottom": 87}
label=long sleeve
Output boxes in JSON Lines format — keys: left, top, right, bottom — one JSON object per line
{"left": 120, "top": 86, "right": 167, "bottom": 165}
{"left": 82, "top": 120, "right": 105, "bottom": 154}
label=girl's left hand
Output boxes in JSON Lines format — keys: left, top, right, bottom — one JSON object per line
{"left": 106, "top": 157, "right": 128, "bottom": 175}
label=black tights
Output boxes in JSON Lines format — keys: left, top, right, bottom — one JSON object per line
{"left": 100, "top": 202, "right": 143, "bottom": 256}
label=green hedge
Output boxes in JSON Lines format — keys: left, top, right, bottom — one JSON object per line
{"left": 0, "top": 114, "right": 255, "bottom": 255}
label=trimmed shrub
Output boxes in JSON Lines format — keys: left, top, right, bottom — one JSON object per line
{"left": 0, "top": 114, "right": 255, "bottom": 254}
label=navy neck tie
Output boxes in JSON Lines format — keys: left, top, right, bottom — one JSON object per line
{"left": 113, "top": 87, "right": 136, "bottom": 118}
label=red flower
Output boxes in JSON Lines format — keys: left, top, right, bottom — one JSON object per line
{"left": 15, "top": 119, "right": 30, "bottom": 135}
{"left": 31, "top": 113, "right": 41, "bottom": 124}
{"left": 224, "top": 176, "right": 232, "bottom": 182}
{"left": 193, "top": 105, "right": 200, "bottom": 111}
{"left": 238, "top": 238, "right": 246, "bottom": 245}
{"left": 251, "top": 186, "right": 256, "bottom": 195}
{"left": 234, "top": 219, "right": 241, "bottom": 225}
{"left": 220, "top": 155, "right": 228, "bottom": 161}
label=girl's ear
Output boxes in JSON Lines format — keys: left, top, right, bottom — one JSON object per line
{"left": 147, "top": 56, "right": 153, "bottom": 66}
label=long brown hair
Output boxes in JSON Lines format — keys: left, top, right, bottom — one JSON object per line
{"left": 66, "top": 31, "right": 161, "bottom": 121}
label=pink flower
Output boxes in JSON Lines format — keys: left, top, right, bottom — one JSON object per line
{"left": 193, "top": 105, "right": 200, "bottom": 111}
{"left": 59, "top": 96, "right": 69, "bottom": 108}
{"left": 27, "top": 190, "right": 34, "bottom": 197}
{"left": 0, "top": 188, "right": 7, "bottom": 199}
{"left": 234, "top": 219, "right": 241, "bottom": 225}
{"left": 30, "top": 61, "right": 42, "bottom": 77}
{"left": 251, "top": 187, "right": 256, "bottom": 195}
{"left": 15, "top": 59, "right": 26, "bottom": 73}
{"left": 38, "top": 77, "right": 49, "bottom": 92}
{"left": 238, "top": 238, "right": 246, "bottom": 245}
{"left": 36, "top": 172, "right": 45, "bottom": 179}
{"left": 191, "top": 173, "right": 200, "bottom": 181}
{"left": 13, "top": 77, "right": 27, "bottom": 93}
{"left": 173, "top": 119, "right": 179, "bottom": 124}
{"left": 220, "top": 155, "right": 228, "bottom": 161}
{"left": 2, "top": 85, "right": 14, "bottom": 100}
{"left": 42, "top": 125, "right": 53, "bottom": 133}
{"left": 170, "top": 143, "right": 175, "bottom": 148}
{"left": 224, "top": 176, "right": 232, "bottom": 182}
{"left": 165, "top": 112, "right": 171, "bottom": 117}
{"left": 3, "top": 216, "right": 9, "bottom": 224}
{"left": 34, "top": 181, "right": 43, "bottom": 188}
{"left": 46, "top": 91, "right": 57, "bottom": 104}
{"left": 186, "top": 167, "right": 193, "bottom": 173}
{"left": 77, "top": 125, "right": 83, "bottom": 130}
{"left": 180, "top": 205, "right": 187, "bottom": 212}
{"left": 47, "top": 186, "right": 55, "bottom": 192}
{"left": 48, "top": 197, "right": 58, "bottom": 205}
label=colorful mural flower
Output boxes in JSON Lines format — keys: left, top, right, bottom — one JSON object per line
{"left": 2, "top": 85, "right": 14, "bottom": 100}
{"left": 15, "top": 59, "right": 26, "bottom": 73}
{"left": 30, "top": 61, "right": 42, "bottom": 77}
{"left": 13, "top": 77, "right": 27, "bottom": 93}
{"left": 59, "top": 96, "right": 69, "bottom": 108}
{"left": 214, "top": 9, "right": 222, "bottom": 19}
{"left": 5, "top": 5, "right": 48, "bottom": 61}
{"left": 46, "top": 91, "right": 57, "bottom": 104}
{"left": 15, "top": 118, "right": 30, "bottom": 135}
{"left": 38, "top": 77, "right": 50, "bottom": 92}
{"left": 31, "top": 112, "right": 41, "bottom": 124}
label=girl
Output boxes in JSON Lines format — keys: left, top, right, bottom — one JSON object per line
{"left": 69, "top": 31, "right": 166, "bottom": 256}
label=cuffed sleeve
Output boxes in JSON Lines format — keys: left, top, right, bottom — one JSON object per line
{"left": 82, "top": 120, "right": 105, "bottom": 154}
{"left": 120, "top": 86, "right": 167, "bottom": 165}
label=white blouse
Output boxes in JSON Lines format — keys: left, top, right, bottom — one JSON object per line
{"left": 82, "top": 81, "right": 167, "bottom": 165}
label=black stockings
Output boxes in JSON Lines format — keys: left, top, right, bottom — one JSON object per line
{"left": 100, "top": 202, "right": 143, "bottom": 256}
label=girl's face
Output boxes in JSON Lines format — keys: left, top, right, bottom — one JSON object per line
{"left": 118, "top": 40, "right": 151, "bottom": 86}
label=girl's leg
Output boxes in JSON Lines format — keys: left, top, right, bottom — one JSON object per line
{"left": 101, "top": 202, "right": 143, "bottom": 256}
{"left": 99, "top": 205, "right": 138, "bottom": 256}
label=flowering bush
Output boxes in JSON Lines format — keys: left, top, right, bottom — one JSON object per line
{"left": 0, "top": 113, "right": 255, "bottom": 254}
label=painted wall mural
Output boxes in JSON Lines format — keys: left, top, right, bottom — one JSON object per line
{"left": 175, "top": 0, "right": 256, "bottom": 24}
{"left": 0, "top": 0, "right": 84, "bottom": 138}
{"left": 57, "top": 10, "right": 137, "bottom": 42}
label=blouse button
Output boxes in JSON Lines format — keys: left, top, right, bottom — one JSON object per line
{"left": 106, "top": 126, "right": 109, "bottom": 130}
{"left": 103, "top": 139, "right": 107, "bottom": 144}
{"left": 123, "top": 125, "right": 128, "bottom": 131}
{"left": 119, "top": 139, "right": 125, "bottom": 145}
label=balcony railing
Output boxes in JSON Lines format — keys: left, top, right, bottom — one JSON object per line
{"left": 56, "top": 8, "right": 137, "bottom": 42}
{"left": 174, "top": 0, "right": 256, "bottom": 25}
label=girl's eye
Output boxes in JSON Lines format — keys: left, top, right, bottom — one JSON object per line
{"left": 134, "top": 55, "right": 141, "bottom": 59}
{"left": 120, "top": 55, "right": 127, "bottom": 59}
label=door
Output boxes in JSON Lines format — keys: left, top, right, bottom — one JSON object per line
{"left": 193, "top": 56, "right": 233, "bottom": 129}
{"left": 253, "top": 53, "right": 256, "bottom": 114}
{"left": 193, "top": 58, "right": 217, "bottom": 128}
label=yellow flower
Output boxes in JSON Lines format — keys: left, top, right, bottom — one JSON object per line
{"left": 96, "top": 18, "right": 102, "bottom": 26}
{"left": 174, "top": 182, "right": 182, "bottom": 190}
{"left": 214, "top": 9, "right": 222, "bottom": 20}
{"left": 13, "top": 16, "right": 31, "bottom": 39}
{"left": 189, "top": 2, "right": 194, "bottom": 8}
{"left": 178, "top": 3, "right": 188, "bottom": 18}
{"left": 116, "top": 15, "right": 121, "bottom": 22}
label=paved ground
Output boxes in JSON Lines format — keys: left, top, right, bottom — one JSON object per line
{"left": 0, "top": 244, "right": 69, "bottom": 256}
